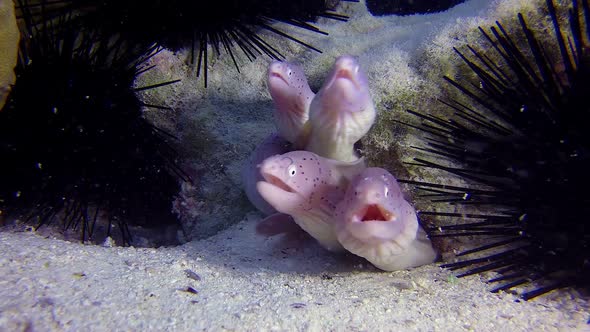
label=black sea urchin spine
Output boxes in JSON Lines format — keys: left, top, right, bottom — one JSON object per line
{"left": 0, "top": 0, "right": 188, "bottom": 246}
{"left": 26, "top": 0, "right": 359, "bottom": 87}
{"left": 401, "top": 0, "right": 590, "bottom": 299}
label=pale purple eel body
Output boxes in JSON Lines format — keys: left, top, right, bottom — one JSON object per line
{"left": 334, "top": 168, "right": 437, "bottom": 270}
{"left": 256, "top": 150, "right": 365, "bottom": 251}
{"left": 247, "top": 58, "right": 436, "bottom": 269}
{"left": 242, "top": 61, "right": 314, "bottom": 215}
{"left": 267, "top": 60, "right": 314, "bottom": 146}
{"left": 304, "top": 55, "right": 376, "bottom": 162}
{"left": 241, "top": 133, "right": 291, "bottom": 215}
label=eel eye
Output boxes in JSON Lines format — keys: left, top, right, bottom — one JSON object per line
{"left": 288, "top": 165, "right": 297, "bottom": 177}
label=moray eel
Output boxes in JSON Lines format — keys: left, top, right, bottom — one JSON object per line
{"left": 267, "top": 60, "right": 314, "bottom": 145}
{"left": 304, "top": 55, "right": 376, "bottom": 162}
{"left": 241, "top": 134, "right": 292, "bottom": 215}
{"left": 243, "top": 61, "right": 313, "bottom": 215}
{"left": 256, "top": 150, "right": 365, "bottom": 251}
{"left": 334, "top": 168, "right": 437, "bottom": 270}
{"left": 243, "top": 61, "right": 313, "bottom": 214}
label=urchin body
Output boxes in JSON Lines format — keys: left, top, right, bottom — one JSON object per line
{"left": 404, "top": 0, "right": 590, "bottom": 298}
{"left": 0, "top": 1, "right": 186, "bottom": 245}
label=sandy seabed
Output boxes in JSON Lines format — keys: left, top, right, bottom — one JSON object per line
{"left": 0, "top": 215, "right": 588, "bottom": 331}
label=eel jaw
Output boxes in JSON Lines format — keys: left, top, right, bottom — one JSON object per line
{"left": 268, "top": 73, "right": 290, "bottom": 93}
{"left": 335, "top": 64, "right": 360, "bottom": 89}
{"left": 319, "top": 56, "right": 369, "bottom": 115}
{"left": 256, "top": 170, "right": 303, "bottom": 214}
{"left": 343, "top": 201, "right": 405, "bottom": 242}
{"left": 269, "top": 71, "right": 289, "bottom": 86}
{"left": 268, "top": 62, "right": 291, "bottom": 90}
{"left": 353, "top": 203, "right": 395, "bottom": 223}
{"left": 324, "top": 63, "right": 361, "bottom": 93}
{"left": 262, "top": 173, "right": 294, "bottom": 193}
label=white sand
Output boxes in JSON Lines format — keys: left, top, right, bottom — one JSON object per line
{"left": 1, "top": 216, "right": 588, "bottom": 331}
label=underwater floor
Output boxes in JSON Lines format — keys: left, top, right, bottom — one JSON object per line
{"left": 0, "top": 217, "right": 587, "bottom": 331}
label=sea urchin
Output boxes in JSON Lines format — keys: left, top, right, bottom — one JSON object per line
{"left": 403, "top": 0, "right": 590, "bottom": 299}
{"left": 28, "top": 0, "right": 358, "bottom": 87}
{"left": 0, "top": 1, "right": 188, "bottom": 246}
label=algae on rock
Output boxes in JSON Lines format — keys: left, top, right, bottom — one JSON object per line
{"left": 0, "top": 0, "right": 19, "bottom": 110}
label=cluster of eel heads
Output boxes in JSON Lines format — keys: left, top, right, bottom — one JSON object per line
{"left": 241, "top": 56, "right": 437, "bottom": 271}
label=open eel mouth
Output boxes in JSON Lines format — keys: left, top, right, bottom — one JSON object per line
{"left": 268, "top": 62, "right": 290, "bottom": 86}
{"left": 269, "top": 71, "right": 289, "bottom": 86}
{"left": 343, "top": 202, "right": 403, "bottom": 242}
{"left": 355, "top": 204, "right": 394, "bottom": 223}
{"left": 258, "top": 156, "right": 299, "bottom": 196}
{"left": 258, "top": 166, "right": 302, "bottom": 201}
{"left": 323, "top": 66, "right": 360, "bottom": 92}
{"left": 263, "top": 173, "right": 294, "bottom": 193}
{"left": 257, "top": 171, "right": 302, "bottom": 212}
{"left": 335, "top": 67, "right": 359, "bottom": 88}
